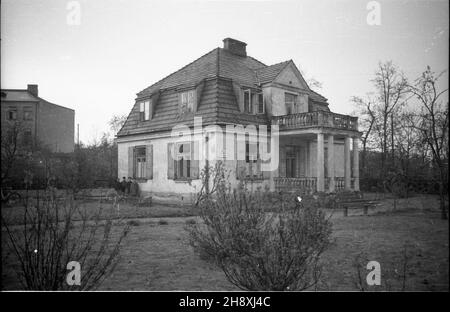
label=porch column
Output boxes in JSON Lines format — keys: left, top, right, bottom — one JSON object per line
{"left": 344, "top": 136, "right": 351, "bottom": 190}
{"left": 353, "top": 137, "right": 360, "bottom": 191}
{"left": 317, "top": 133, "right": 325, "bottom": 192}
{"left": 327, "top": 134, "right": 335, "bottom": 192}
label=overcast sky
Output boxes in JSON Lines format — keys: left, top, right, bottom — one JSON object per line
{"left": 1, "top": 0, "right": 448, "bottom": 144}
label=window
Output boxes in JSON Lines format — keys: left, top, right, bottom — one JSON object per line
{"left": 243, "top": 90, "right": 252, "bottom": 113}
{"left": 7, "top": 108, "right": 17, "bottom": 121}
{"left": 23, "top": 128, "right": 32, "bottom": 146}
{"left": 256, "top": 93, "right": 264, "bottom": 114}
{"left": 181, "top": 90, "right": 195, "bottom": 113}
{"left": 285, "top": 146, "right": 296, "bottom": 178}
{"left": 139, "top": 100, "right": 151, "bottom": 121}
{"left": 175, "top": 142, "right": 191, "bottom": 179}
{"left": 245, "top": 141, "right": 260, "bottom": 178}
{"left": 23, "top": 107, "right": 33, "bottom": 121}
{"left": 285, "top": 93, "right": 298, "bottom": 114}
{"left": 134, "top": 147, "right": 147, "bottom": 179}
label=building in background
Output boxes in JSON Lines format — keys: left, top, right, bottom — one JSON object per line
{"left": 1, "top": 84, "right": 75, "bottom": 153}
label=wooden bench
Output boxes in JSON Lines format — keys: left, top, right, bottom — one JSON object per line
{"left": 338, "top": 199, "right": 381, "bottom": 216}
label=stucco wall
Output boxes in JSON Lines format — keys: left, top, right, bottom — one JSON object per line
{"left": 118, "top": 128, "right": 273, "bottom": 201}
{"left": 263, "top": 65, "right": 309, "bottom": 117}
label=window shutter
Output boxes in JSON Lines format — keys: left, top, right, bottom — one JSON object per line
{"left": 194, "top": 81, "right": 205, "bottom": 112}
{"left": 146, "top": 145, "right": 153, "bottom": 179}
{"left": 256, "top": 158, "right": 262, "bottom": 178}
{"left": 279, "top": 146, "right": 286, "bottom": 177}
{"left": 178, "top": 93, "right": 183, "bottom": 117}
{"left": 150, "top": 91, "right": 160, "bottom": 120}
{"left": 128, "top": 146, "right": 134, "bottom": 178}
{"left": 191, "top": 141, "right": 199, "bottom": 179}
{"left": 252, "top": 93, "right": 258, "bottom": 115}
{"left": 167, "top": 143, "right": 174, "bottom": 179}
{"left": 262, "top": 139, "right": 271, "bottom": 179}
{"left": 236, "top": 135, "right": 246, "bottom": 179}
{"left": 232, "top": 82, "right": 244, "bottom": 112}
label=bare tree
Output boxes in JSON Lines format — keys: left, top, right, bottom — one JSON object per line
{"left": 108, "top": 114, "right": 128, "bottom": 136}
{"left": 408, "top": 66, "right": 449, "bottom": 219}
{"left": 1, "top": 121, "right": 23, "bottom": 185}
{"left": 351, "top": 95, "right": 377, "bottom": 174}
{"left": 372, "top": 61, "right": 409, "bottom": 172}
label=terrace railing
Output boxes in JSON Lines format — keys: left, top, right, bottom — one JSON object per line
{"left": 274, "top": 177, "right": 317, "bottom": 193}
{"left": 272, "top": 111, "right": 358, "bottom": 131}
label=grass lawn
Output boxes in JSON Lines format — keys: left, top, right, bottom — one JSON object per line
{"left": 1, "top": 195, "right": 448, "bottom": 291}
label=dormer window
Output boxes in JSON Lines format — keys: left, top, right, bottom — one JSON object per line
{"left": 139, "top": 100, "right": 151, "bottom": 121}
{"left": 243, "top": 90, "right": 252, "bottom": 113}
{"left": 181, "top": 90, "right": 195, "bottom": 113}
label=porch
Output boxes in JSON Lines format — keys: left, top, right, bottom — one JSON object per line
{"left": 271, "top": 111, "right": 361, "bottom": 193}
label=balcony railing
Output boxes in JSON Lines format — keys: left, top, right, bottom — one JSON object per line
{"left": 272, "top": 111, "right": 358, "bottom": 131}
{"left": 274, "top": 177, "right": 317, "bottom": 193}
{"left": 276, "top": 177, "right": 354, "bottom": 193}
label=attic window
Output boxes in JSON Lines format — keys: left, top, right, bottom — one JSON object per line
{"left": 139, "top": 100, "right": 151, "bottom": 121}
{"left": 181, "top": 90, "right": 195, "bottom": 113}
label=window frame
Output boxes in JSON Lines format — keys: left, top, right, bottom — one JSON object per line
{"left": 285, "top": 146, "right": 297, "bottom": 178}
{"left": 23, "top": 107, "right": 33, "bottom": 121}
{"left": 175, "top": 141, "right": 192, "bottom": 180}
{"left": 180, "top": 90, "right": 195, "bottom": 113}
{"left": 134, "top": 146, "right": 147, "bottom": 179}
{"left": 139, "top": 99, "right": 151, "bottom": 121}
{"left": 245, "top": 140, "right": 261, "bottom": 179}
{"left": 23, "top": 128, "right": 32, "bottom": 146}
{"left": 7, "top": 107, "right": 17, "bottom": 121}
{"left": 285, "top": 92, "right": 298, "bottom": 115}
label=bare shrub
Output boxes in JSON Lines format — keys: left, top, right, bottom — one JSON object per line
{"left": 187, "top": 162, "right": 333, "bottom": 291}
{"left": 1, "top": 190, "right": 130, "bottom": 290}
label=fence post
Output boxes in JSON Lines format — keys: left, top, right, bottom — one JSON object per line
{"left": 343, "top": 205, "right": 348, "bottom": 217}
{"left": 363, "top": 205, "right": 368, "bottom": 216}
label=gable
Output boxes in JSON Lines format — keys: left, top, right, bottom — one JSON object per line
{"left": 273, "top": 62, "right": 309, "bottom": 90}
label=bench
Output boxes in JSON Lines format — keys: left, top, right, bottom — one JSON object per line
{"left": 338, "top": 199, "right": 381, "bottom": 216}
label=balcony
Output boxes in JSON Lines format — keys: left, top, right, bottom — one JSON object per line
{"left": 272, "top": 111, "right": 358, "bottom": 131}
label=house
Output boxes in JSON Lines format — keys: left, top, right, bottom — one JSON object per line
{"left": 117, "top": 38, "right": 361, "bottom": 203}
{"left": 1, "top": 84, "right": 75, "bottom": 153}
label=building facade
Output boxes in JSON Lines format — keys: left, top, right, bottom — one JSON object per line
{"left": 1, "top": 84, "right": 75, "bottom": 153}
{"left": 117, "top": 38, "right": 361, "bottom": 203}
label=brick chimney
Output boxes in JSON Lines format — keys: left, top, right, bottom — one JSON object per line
{"left": 223, "top": 38, "right": 247, "bottom": 57}
{"left": 27, "top": 84, "right": 38, "bottom": 97}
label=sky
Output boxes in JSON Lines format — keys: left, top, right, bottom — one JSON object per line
{"left": 1, "top": 0, "right": 448, "bottom": 144}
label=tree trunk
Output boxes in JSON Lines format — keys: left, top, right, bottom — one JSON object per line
{"left": 391, "top": 115, "right": 395, "bottom": 165}
{"left": 438, "top": 167, "right": 448, "bottom": 220}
